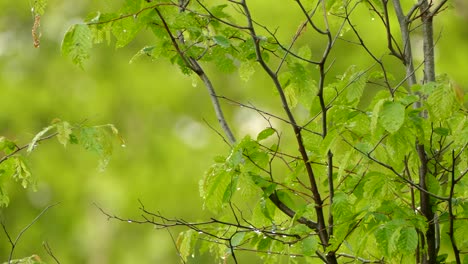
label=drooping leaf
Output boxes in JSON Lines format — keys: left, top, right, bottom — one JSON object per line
{"left": 55, "top": 121, "right": 73, "bottom": 147}
{"left": 27, "top": 125, "right": 54, "bottom": 153}
{"left": 397, "top": 227, "right": 418, "bottom": 254}
{"left": 176, "top": 229, "right": 199, "bottom": 262}
{"left": 62, "top": 24, "right": 93, "bottom": 68}
{"left": 12, "top": 156, "right": 34, "bottom": 189}
{"left": 76, "top": 126, "right": 114, "bottom": 170}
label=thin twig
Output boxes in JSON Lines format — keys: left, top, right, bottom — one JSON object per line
{"left": 3, "top": 203, "right": 60, "bottom": 263}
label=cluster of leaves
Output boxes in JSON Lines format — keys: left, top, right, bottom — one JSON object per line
{"left": 0, "top": 120, "right": 123, "bottom": 208}
{"left": 192, "top": 78, "right": 467, "bottom": 262}
{"left": 62, "top": 0, "right": 265, "bottom": 80}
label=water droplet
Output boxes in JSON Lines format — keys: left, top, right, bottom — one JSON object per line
{"left": 123, "top": 29, "right": 127, "bottom": 33}
{"left": 263, "top": 236, "right": 267, "bottom": 239}
{"left": 254, "top": 229, "right": 261, "bottom": 234}
{"left": 121, "top": 144, "right": 126, "bottom": 148}
{"left": 371, "top": 17, "right": 375, "bottom": 21}
{"left": 236, "top": 187, "right": 241, "bottom": 190}
{"left": 198, "top": 231, "right": 203, "bottom": 234}
{"left": 191, "top": 254, "right": 195, "bottom": 258}
{"left": 127, "top": 220, "right": 132, "bottom": 223}
{"left": 282, "top": 235, "right": 287, "bottom": 238}
{"left": 291, "top": 255, "right": 296, "bottom": 258}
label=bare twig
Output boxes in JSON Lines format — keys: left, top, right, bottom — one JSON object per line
{"left": 2, "top": 203, "right": 59, "bottom": 263}
{"left": 43, "top": 241, "right": 61, "bottom": 264}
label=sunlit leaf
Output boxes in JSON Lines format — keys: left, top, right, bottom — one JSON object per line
{"left": 257, "top": 127, "right": 275, "bottom": 141}
{"left": 213, "top": 35, "right": 230, "bottom": 48}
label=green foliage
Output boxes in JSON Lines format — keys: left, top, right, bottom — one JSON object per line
{"left": 176, "top": 229, "right": 199, "bottom": 262}
{"left": 0, "top": 121, "right": 122, "bottom": 207}
{"left": 61, "top": 24, "right": 93, "bottom": 68}
{"left": 55, "top": 0, "right": 468, "bottom": 263}
{"left": 2, "top": 255, "right": 45, "bottom": 264}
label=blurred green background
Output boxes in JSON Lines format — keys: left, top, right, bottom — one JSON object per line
{"left": 0, "top": 0, "right": 466, "bottom": 263}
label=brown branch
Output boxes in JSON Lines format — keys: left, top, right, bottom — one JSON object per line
{"left": 240, "top": 0, "right": 329, "bottom": 249}
{"left": 155, "top": 7, "right": 236, "bottom": 144}
{"left": 448, "top": 150, "right": 461, "bottom": 264}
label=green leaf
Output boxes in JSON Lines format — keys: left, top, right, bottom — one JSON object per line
{"left": 397, "top": 227, "right": 417, "bottom": 254}
{"left": 176, "top": 229, "right": 199, "bottom": 262}
{"left": 55, "top": 121, "right": 73, "bottom": 147}
{"left": 284, "top": 85, "right": 298, "bottom": 108}
{"left": 426, "top": 79, "right": 457, "bottom": 121}
{"left": 200, "top": 165, "right": 231, "bottom": 212}
{"left": 12, "top": 156, "right": 34, "bottom": 189}
{"left": 332, "top": 191, "right": 354, "bottom": 220}
{"left": 239, "top": 60, "right": 255, "bottom": 82}
{"left": 297, "top": 45, "right": 311, "bottom": 65}
{"left": 379, "top": 101, "right": 405, "bottom": 133}
{"left": 129, "top": 46, "right": 155, "bottom": 64}
{"left": 32, "top": 0, "right": 48, "bottom": 15}
{"left": 276, "top": 190, "right": 295, "bottom": 210}
{"left": 231, "top": 232, "right": 245, "bottom": 247}
{"left": 62, "top": 24, "right": 93, "bottom": 68}
{"left": 370, "top": 98, "right": 385, "bottom": 134}
{"left": 363, "top": 171, "right": 393, "bottom": 201}
{"left": 374, "top": 222, "right": 398, "bottom": 257}
{"left": 212, "top": 35, "right": 230, "bottom": 48}
{"left": 433, "top": 127, "right": 450, "bottom": 136}
{"left": 222, "top": 174, "right": 239, "bottom": 203}
{"left": 319, "top": 128, "right": 339, "bottom": 156}
{"left": 0, "top": 137, "right": 18, "bottom": 154}
{"left": 256, "top": 236, "right": 272, "bottom": 251}
{"left": 77, "top": 126, "right": 114, "bottom": 170}
{"left": 27, "top": 125, "right": 54, "bottom": 153}
{"left": 210, "top": 4, "right": 231, "bottom": 19}
{"left": 257, "top": 128, "right": 275, "bottom": 141}
{"left": 345, "top": 71, "right": 367, "bottom": 104}
{"left": 112, "top": 17, "right": 143, "bottom": 48}
{"left": 260, "top": 197, "right": 275, "bottom": 221}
